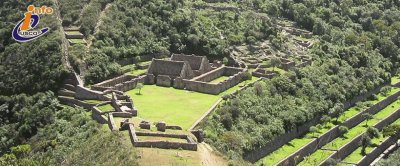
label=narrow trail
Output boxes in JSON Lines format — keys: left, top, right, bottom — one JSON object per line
{"left": 94, "top": 3, "right": 112, "bottom": 35}
{"left": 52, "top": 0, "right": 84, "bottom": 85}
{"left": 198, "top": 143, "right": 226, "bottom": 166}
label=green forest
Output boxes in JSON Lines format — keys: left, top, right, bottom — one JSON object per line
{"left": 1, "top": 0, "right": 400, "bottom": 165}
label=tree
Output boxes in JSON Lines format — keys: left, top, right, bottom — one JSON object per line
{"left": 360, "top": 134, "right": 371, "bottom": 155}
{"left": 321, "top": 115, "right": 331, "bottom": 128}
{"left": 339, "top": 126, "right": 349, "bottom": 138}
{"left": 223, "top": 57, "right": 229, "bottom": 66}
{"left": 362, "top": 113, "right": 373, "bottom": 126}
{"left": 367, "top": 127, "right": 380, "bottom": 139}
{"left": 309, "top": 126, "right": 318, "bottom": 137}
{"left": 329, "top": 103, "right": 344, "bottom": 123}
{"left": 136, "top": 83, "right": 144, "bottom": 95}
{"left": 382, "top": 124, "right": 400, "bottom": 137}
{"left": 269, "top": 57, "right": 282, "bottom": 72}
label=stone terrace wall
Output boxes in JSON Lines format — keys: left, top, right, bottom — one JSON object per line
{"left": 192, "top": 66, "right": 225, "bottom": 82}
{"left": 275, "top": 89, "right": 400, "bottom": 165}
{"left": 244, "top": 84, "right": 391, "bottom": 163}
{"left": 58, "top": 96, "right": 95, "bottom": 110}
{"left": 107, "top": 113, "right": 118, "bottom": 131}
{"left": 320, "top": 108, "right": 400, "bottom": 166}
{"left": 92, "top": 75, "right": 146, "bottom": 92}
{"left": 184, "top": 69, "right": 245, "bottom": 95}
{"left": 75, "top": 85, "right": 110, "bottom": 101}
{"left": 356, "top": 133, "right": 400, "bottom": 166}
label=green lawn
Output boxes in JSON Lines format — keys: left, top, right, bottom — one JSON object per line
{"left": 126, "top": 69, "right": 147, "bottom": 76}
{"left": 69, "top": 39, "right": 86, "bottom": 44}
{"left": 83, "top": 100, "right": 103, "bottom": 105}
{"left": 97, "top": 104, "right": 114, "bottom": 112}
{"left": 258, "top": 138, "right": 314, "bottom": 165}
{"left": 264, "top": 67, "right": 287, "bottom": 74}
{"left": 298, "top": 149, "right": 334, "bottom": 166}
{"left": 126, "top": 77, "right": 259, "bottom": 130}
{"left": 127, "top": 85, "right": 221, "bottom": 130}
{"left": 391, "top": 75, "right": 400, "bottom": 85}
{"left": 209, "top": 76, "right": 230, "bottom": 84}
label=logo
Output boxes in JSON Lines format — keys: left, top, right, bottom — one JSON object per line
{"left": 12, "top": 5, "right": 53, "bottom": 42}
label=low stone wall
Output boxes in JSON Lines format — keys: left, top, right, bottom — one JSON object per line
{"left": 295, "top": 60, "right": 312, "bottom": 68}
{"left": 192, "top": 66, "right": 225, "bottom": 82}
{"left": 133, "top": 141, "right": 197, "bottom": 151}
{"left": 184, "top": 69, "right": 245, "bottom": 95}
{"left": 91, "top": 75, "right": 146, "bottom": 92}
{"left": 107, "top": 113, "right": 118, "bottom": 131}
{"left": 112, "top": 112, "right": 133, "bottom": 118}
{"left": 58, "top": 96, "right": 95, "bottom": 110}
{"left": 252, "top": 69, "right": 277, "bottom": 78}
{"left": 128, "top": 130, "right": 197, "bottom": 151}
{"left": 91, "top": 107, "right": 108, "bottom": 124}
{"left": 135, "top": 132, "right": 188, "bottom": 139}
{"left": 320, "top": 108, "right": 400, "bottom": 166}
{"left": 75, "top": 85, "right": 110, "bottom": 101}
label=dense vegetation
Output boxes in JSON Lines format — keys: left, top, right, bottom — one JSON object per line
{"left": 203, "top": 0, "right": 400, "bottom": 160}
{"left": 378, "top": 148, "right": 400, "bottom": 166}
{"left": 0, "top": 0, "right": 67, "bottom": 95}
{"left": 81, "top": 0, "right": 276, "bottom": 84}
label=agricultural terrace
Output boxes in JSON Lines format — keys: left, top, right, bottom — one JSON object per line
{"left": 258, "top": 86, "right": 400, "bottom": 165}
{"left": 299, "top": 96, "right": 400, "bottom": 165}
{"left": 126, "top": 77, "right": 258, "bottom": 130}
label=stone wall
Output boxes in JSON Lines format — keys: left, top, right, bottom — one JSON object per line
{"left": 156, "top": 75, "right": 172, "bottom": 87}
{"left": 251, "top": 68, "right": 277, "bottom": 78}
{"left": 244, "top": 83, "right": 392, "bottom": 163}
{"left": 75, "top": 85, "right": 110, "bottom": 101}
{"left": 133, "top": 141, "right": 197, "bottom": 151}
{"left": 192, "top": 66, "right": 225, "bottom": 82}
{"left": 274, "top": 89, "right": 400, "bottom": 165}
{"left": 356, "top": 133, "right": 400, "bottom": 166}
{"left": 320, "top": 108, "right": 400, "bottom": 166}
{"left": 147, "top": 59, "right": 194, "bottom": 79}
{"left": 91, "top": 107, "right": 108, "bottom": 124}
{"left": 135, "top": 131, "right": 188, "bottom": 139}
{"left": 184, "top": 67, "right": 246, "bottom": 95}
{"left": 92, "top": 75, "right": 146, "bottom": 92}
{"left": 107, "top": 113, "right": 118, "bottom": 131}
{"left": 58, "top": 96, "right": 95, "bottom": 110}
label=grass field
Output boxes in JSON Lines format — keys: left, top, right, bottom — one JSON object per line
{"left": 299, "top": 149, "right": 334, "bottom": 166}
{"left": 391, "top": 75, "right": 400, "bottom": 85}
{"left": 126, "top": 77, "right": 258, "bottom": 130}
{"left": 126, "top": 69, "right": 147, "bottom": 76}
{"left": 97, "top": 104, "right": 113, "bottom": 112}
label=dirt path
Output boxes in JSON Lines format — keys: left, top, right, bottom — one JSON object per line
{"left": 94, "top": 3, "right": 112, "bottom": 35}
{"left": 198, "top": 143, "right": 226, "bottom": 166}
